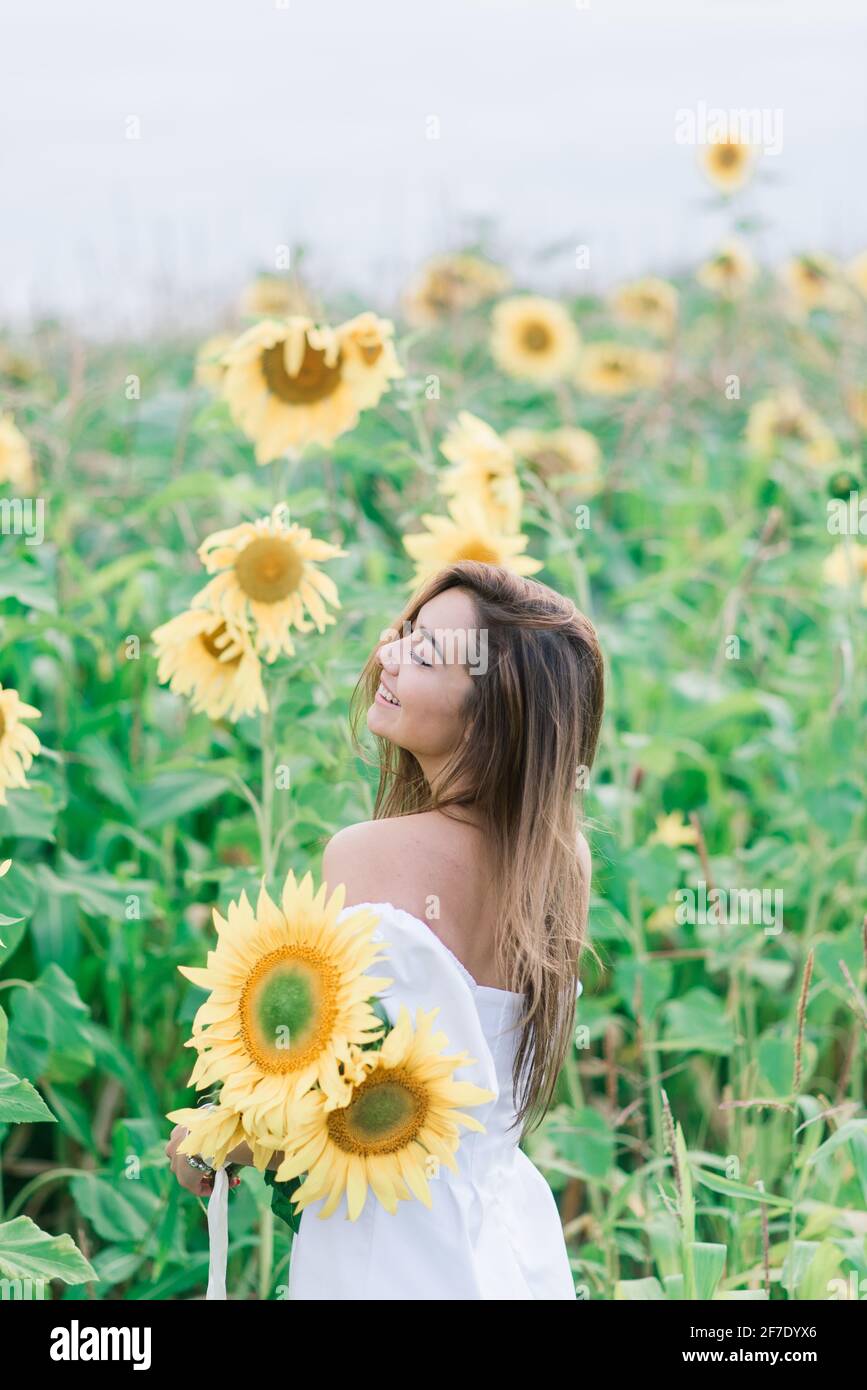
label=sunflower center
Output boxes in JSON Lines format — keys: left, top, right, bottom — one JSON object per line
{"left": 235, "top": 537, "right": 303, "bottom": 604}
{"left": 240, "top": 946, "right": 339, "bottom": 1073}
{"left": 715, "top": 143, "right": 738, "bottom": 167}
{"left": 427, "top": 269, "right": 465, "bottom": 310}
{"left": 261, "top": 338, "right": 343, "bottom": 404}
{"left": 199, "top": 622, "right": 242, "bottom": 667}
{"left": 522, "top": 322, "right": 552, "bottom": 352}
{"left": 776, "top": 415, "right": 807, "bottom": 440}
{"left": 358, "top": 340, "right": 383, "bottom": 366}
{"left": 534, "top": 449, "right": 571, "bottom": 473}
{"left": 0, "top": 709, "right": 5, "bottom": 739}
{"left": 327, "top": 1068, "right": 427, "bottom": 1154}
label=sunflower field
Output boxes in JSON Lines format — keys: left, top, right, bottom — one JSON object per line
{"left": 1, "top": 146, "right": 867, "bottom": 1301}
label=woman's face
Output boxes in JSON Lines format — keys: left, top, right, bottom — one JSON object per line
{"left": 367, "top": 587, "right": 481, "bottom": 767}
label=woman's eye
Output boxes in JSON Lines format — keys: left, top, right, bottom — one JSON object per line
{"left": 411, "top": 649, "right": 431, "bottom": 667}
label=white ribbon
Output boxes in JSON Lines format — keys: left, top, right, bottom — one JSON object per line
{"left": 205, "top": 1166, "right": 229, "bottom": 1300}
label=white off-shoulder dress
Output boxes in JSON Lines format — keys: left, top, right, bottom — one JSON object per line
{"left": 285, "top": 901, "right": 580, "bottom": 1301}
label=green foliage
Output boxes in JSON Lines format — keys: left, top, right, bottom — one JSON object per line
{"left": 1, "top": 251, "right": 865, "bottom": 1301}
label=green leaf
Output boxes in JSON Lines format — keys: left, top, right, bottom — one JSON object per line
{"left": 137, "top": 770, "right": 233, "bottom": 829}
{"left": 69, "top": 1174, "right": 162, "bottom": 1245}
{"left": 0, "top": 1215, "right": 96, "bottom": 1286}
{"left": 263, "top": 1167, "right": 304, "bottom": 1235}
{"left": 806, "top": 1119, "right": 867, "bottom": 1172}
{"left": 614, "top": 1277, "right": 666, "bottom": 1300}
{"left": 0, "top": 1068, "right": 56, "bottom": 1124}
{"left": 615, "top": 958, "right": 673, "bottom": 1021}
{"left": 0, "top": 555, "right": 56, "bottom": 613}
{"left": 0, "top": 786, "right": 60, "bottom": 842}
{"left": 623, "top": 845, "right": 679, "bottom": 902}
{"left": 6, "top": 964, "right": 94, "bottom": 1083}
{"left": 693, "top": 1168, "right": 792, "bottom": 1209}
{"left": 545, "top": 1106, "right": 616, "bottom": 1180}
{"left": 691, "top": 1242, "right": 726, "bottom": 1300}
{"left": 757, "top": 1036, "right": 799, "bottom": 1097}
{"left": 658, "top": 989, "right": 736, "bottom": 1055}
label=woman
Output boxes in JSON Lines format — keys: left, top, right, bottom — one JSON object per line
{"left": 166, "top": 560, "right": 604, "bottom": 1299}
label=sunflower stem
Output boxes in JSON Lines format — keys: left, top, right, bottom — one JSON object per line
{"left": 260, "top": 691, "right": 276, "bottom": 887}
{"left": 258, "top": 1203, "right": 274, "bottom": 1300}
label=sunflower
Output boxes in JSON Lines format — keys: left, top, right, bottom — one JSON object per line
{"left": 576, "top": 342, "right": 665, "bottom": 396}
{"left": 780, "top": 253, "right": 846, "bottom": 313}
{"left": 0, "top": 345, "right": 38, "bottom": 386}
{"left": 194, "top": 333, "right": 235, "bottom": 393}
{"left": 700, "top": 138, "right": 753, "bottom": 192}
{"left": 696, "top": 239, "right": 758, "bottom": 297}
{"left": 649, "top": 812, "right": 698, "bottom": 849}
{"left": 823, "top": 542, "right": 867, "bottom": 602}
{"left": 611, "top": 277, "right": 678, "bottom": 337}
{"left": 0, "top": 685, "right": 41, "bottom": 806}
{"left": 221, "top": 313, "right": 402, "bottom": 464}
{"left": 151, "top": 608, "right": 267, "bottom": 722}
{"left": 176, "top": 873, "right": 393, "bottom": 1143}
{"left": 506, "top": 426, "right": 602, "bottom": 494}
{"left": 167, "top": 1099, "right": 277, "bottom": 1172}
{"left": 402, "top": 495, "right": 544, "bottom": 588}
{"left": 403, "top": 254, "right": 511, "bottom": 326}
{"left": 438, "top": 412, "right": 522, "bottom": 531}
{"left": 0, "top": 413, "right": 35, "bottom": 491}
{"left": 273, "top": 1004, "right": 496, "bottom": 1220}
{"left": 489, "top": 296, "right": 581, "bottom": 383}
{"left": 192, "top": 505, "right": 347, "bottom": 662}
{"left": 240, "top": 276, "right": 312, "bottom": 319}
{"left": 848, "top": 250, "right": 867, "bottom": 299}
{"left": 745, "top": 387, "right": 838, "bottom": 465}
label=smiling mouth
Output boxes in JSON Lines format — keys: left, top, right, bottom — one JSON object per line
{"left": 375, "top": 680, "right": 401, "bottom": 708}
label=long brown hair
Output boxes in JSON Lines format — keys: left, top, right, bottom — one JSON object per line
{"left": 349, "top": 561, "right": 605, "bottom": 1138}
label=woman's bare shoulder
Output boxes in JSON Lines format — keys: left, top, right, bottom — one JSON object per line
{"left": 321, "top": 815, "right": 437, "bottom": 907}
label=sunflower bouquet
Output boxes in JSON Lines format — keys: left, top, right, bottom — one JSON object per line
{"left": 167, "top": 870, "right": 496, "bottom": 1294}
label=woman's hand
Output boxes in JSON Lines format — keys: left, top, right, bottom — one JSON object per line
{"left": 165, "top": 1124, "right": 213, "bottom": 1196}
{"left": 164, "top": 1123, "right": 241, "bottom": 1195}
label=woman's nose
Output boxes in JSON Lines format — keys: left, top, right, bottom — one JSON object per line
{"left": 378, "top": 633, "right": 403, "bottom": 669}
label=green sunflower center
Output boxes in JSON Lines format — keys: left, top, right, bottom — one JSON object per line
{"left": 522, "top": 322, "right": 552, "bottom": 353}
{"left": 261, "top": 337, "right": 343, "bottom": 404}
{"left": 235, "top": 537, "right": 303, "bottom": 604}
{"left": 240, "top": 946, "right": 339, "bottom": 1073}
{"left": 200, "top": 622, "right": 242, "bottom": 667}
{"left": 327, "top": 1068, "right": 427, "bottom": 1154}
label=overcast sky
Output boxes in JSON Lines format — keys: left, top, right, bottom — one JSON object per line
{"left": 2, "top": 0, "right": 866, "bottom": 332}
